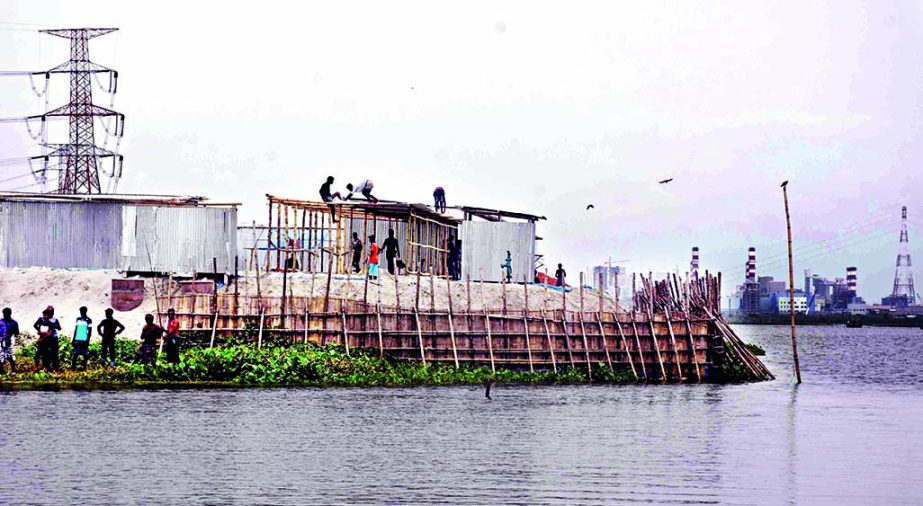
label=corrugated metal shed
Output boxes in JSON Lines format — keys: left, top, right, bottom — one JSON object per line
{"left": 0, "top": 195, "right": 237, "bottom": 274}
{"left": 459, "top": 221, "right": 536, "bottom": 282}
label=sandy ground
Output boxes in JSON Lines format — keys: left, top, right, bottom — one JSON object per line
{"left": 0, "top": 268, "right": 158, "bottom": 340}
{"left": 232, "top": 271, "right": 621, "bottom": 312}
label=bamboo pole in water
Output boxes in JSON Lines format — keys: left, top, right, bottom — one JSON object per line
{"left": 782, "top": 181, "right": 803, "bottom": 384}
{"left": 480, "top": 270, "right": 496, "bottom": 373}
{"left": 540, "top": 308, "right": 557, "bottom": 373}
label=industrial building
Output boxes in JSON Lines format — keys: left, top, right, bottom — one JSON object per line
{"left": 0, "top": 192, "right": 239, "bottom": 274}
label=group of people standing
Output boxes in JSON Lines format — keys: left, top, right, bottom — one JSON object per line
{"left": 350, "top": 229, "right": 403, "bottom": 280}
{"left": 0, "top": 305, "right": 184, "bottom": 375}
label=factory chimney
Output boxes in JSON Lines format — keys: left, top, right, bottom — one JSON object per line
{"left": 746, "top": 247, "right": 756, "bottom": 283}
{"left": 847, "top": 266, "right": 858, "bottom": 296}
{"left": 690, "top": 247, "right": 700, "bottom": 279}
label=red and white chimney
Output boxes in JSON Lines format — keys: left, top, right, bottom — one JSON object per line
{"left": 746, "top": 247, "right": 756, "bottom": 283}
{"left": 847, "top": 266, "right": 858, "bottom": 295}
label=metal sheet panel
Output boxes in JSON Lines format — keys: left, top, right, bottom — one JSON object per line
{"left": 0, "top": 200, "right": 122, "bottom": 269}
{"left": 124, "top": 206, "right": 238, "bottom": 274}
{"left": 459, "top": 221, "right": 536, "bottom": 282}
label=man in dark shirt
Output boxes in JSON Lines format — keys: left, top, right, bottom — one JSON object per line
{"left": 138, "top": 314, "right": 162, "bottom": 365}
{"left": 0, "top": 307, "right": 19, "bottom": 375}
{"left": 350, "top": 232, "right": 363, "bottom": 274}
{"left": 33, "top": 306, "right": 62, "bottom": 371}
{"left": 382, "top": 229, "right": 401, "bottom": 275}
{"left": 555, "top": 263, "right": 567, "bottom": 288}
{"left": 447, "top": 235, "right": 458, "bottom": 280}
{"left": 97, "top": 308, "right": 125, "bottom": 366}
{"left": 164, "top": 309, "right": 181, "bottom": 364}
{"left": 318, "top": 176, "right": 342, "bottom": 202}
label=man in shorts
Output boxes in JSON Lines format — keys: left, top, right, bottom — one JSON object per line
{"left": 70, "top": 306, "right": 93, "bottom": 370}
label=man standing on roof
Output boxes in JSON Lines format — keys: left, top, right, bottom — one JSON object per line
{"left": 350, "top": 232, "right": 363, "bottom": 274}
{"left": 555, "top": 263, "right": 567, "bottom": 288}
{"left": 433, "top": 187, "right": 446, "bottom": 213}
{"left": 346, "top": 180, "right": 378, "bottom": 202}
{"left": 367, "top": 234, "right": 380, "bottom": 280}
{"left": 382, "top": 229, "right": 401, "bottom": 276}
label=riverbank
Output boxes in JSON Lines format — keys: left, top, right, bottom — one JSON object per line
{"left": 0, "top": 339, "right": 635, "bottom": 390}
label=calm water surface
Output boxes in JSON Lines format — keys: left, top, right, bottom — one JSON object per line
{"left": 1, "top": 325, "right": 921, "bottom": 505}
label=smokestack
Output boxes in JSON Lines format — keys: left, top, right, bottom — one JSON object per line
{"left": 746, "top": 247, "right": 756, "bottom": 283}
{"left": 847, "top": 266, "right": 858, "bottom": 295}
{"left": 690, "top": 246, "right": 700, "bottom": 278}
{"left": 804, "top": 269, "right": 813, "bottom": 294}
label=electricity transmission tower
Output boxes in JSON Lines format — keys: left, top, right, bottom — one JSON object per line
{"left": 891, "top": 206, "right": 916, "bottom": 304}
{"left": 31, "top": 28, "right": 124, "bottom": 194}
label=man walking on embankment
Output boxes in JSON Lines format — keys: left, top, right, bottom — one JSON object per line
{"left": 555, "top": 263, "right": 567, "bottom": 288}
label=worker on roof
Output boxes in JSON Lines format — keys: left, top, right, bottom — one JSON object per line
{"left": 319, "top": 176, "right": 343, "bottom": 221}
{"left": 433, "top": 187, "right": 446, "bottom": 213}
{"left": 319, "top": 176, "right": 343, "bottom": 203}
{"left": 346, "top": 180, "right": 378, "bottom": 202}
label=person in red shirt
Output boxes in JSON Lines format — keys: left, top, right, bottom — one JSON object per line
{"left": 164, "top": 308, "right": 181, "bottom": 364}
{"left": 368, "top": 234, "right": 380, "bottom": 280}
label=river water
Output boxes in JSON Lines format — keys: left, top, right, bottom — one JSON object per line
{"left": 1, "top": 325, "right": 921, "bottom": 505}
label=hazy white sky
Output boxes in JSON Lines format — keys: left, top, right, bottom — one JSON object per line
{"left": 1, "top": 1, "right": 922, "bottom": 301}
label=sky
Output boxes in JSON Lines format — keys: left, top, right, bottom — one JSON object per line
{"left": 1, "top": 1, "right": 922, "bottom": 303}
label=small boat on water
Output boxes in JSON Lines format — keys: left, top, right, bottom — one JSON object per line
{"left": 845, "top": 319, "right": 863, "bottom": 328}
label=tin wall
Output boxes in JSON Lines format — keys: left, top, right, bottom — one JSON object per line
{"left": 0, "top": 200, "right": 237, "bottom": 274}
{"left": 459, "top": 221, "right": 536, "bottom": 282}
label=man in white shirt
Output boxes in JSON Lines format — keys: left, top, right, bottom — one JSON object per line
{"left": 345, "top": 180, "right": 378, "bottom": 202}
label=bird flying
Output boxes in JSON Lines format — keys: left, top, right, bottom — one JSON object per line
{"left": 586, "top": 204, "right": 595, "bottom": 210}
{"left": 658, "top": 178, "right": 673, "bottom": 184}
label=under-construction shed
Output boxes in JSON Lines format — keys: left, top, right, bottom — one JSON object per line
{"left": 253, "top": 195, "right": 544, "bottom": 281}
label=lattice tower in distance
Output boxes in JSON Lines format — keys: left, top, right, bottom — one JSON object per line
{"left": 891, "top": 206, "right": 916, "bottom": 304}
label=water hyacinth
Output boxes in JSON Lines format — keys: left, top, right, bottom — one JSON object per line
{"left": 2, "top": 338, "right": 635, "bottom": 389}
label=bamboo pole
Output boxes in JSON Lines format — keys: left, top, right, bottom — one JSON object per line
{"left": 646, "top": 307, "right": 667, "bottom": 382}
{"left": 209, "top": 312, "right": 217, "bottom": 348}
{"left": 664, "top": 308, "right": 683, "bottom": 382}
{"left": 523, "top": 275, "right": 534, "bottom": 373}
{"left": 257, "top": 309, "right": 265, "bottom": 349}
{"left": 446, "top": 275, "right": 459, "bottom": 368}
{"left": 782, "top": 182, "right": 802, "bottom": 384}
{"left": 561, "top": 285, "right": 575, "bottom": 367}
{"left": 375, "top": 303, "right": 384, "bottom": 358}
{"left": 577, "top": 311, "right": 593, "bottom": 379}
{"left": 540, "top": 308, "right": 557, "bottom": 373}
{"left": 630, "top": 314, "right": 647, "bottom": 380}
{"left": 303, "top": 309, "right": 309, "bottom": 344}
{"left": 480, "top": 271, "right": 496, "bottom": 373}
{"left": 596, "top": 312, "right": 612, "bottom": 370}
{"left": 323, "top": 251, "right": 334, "bottom": 313}
{"left": 613, "top": 316, "right": 636, "bottom": 380}
{"left": 341, "top": 311, "right": 350, "bottom": 357}
{"left": 414, "top": 309, "right": 427, "bottom": 366}
{"left": 682, "top": 308, "right": 702, "bottom": 382}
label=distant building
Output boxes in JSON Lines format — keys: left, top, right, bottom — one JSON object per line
{"left": 847, "top": 303, "right": 868, "bottom": 316}
{"left": 772, "top": 291, "right": 809, "bottom": 314}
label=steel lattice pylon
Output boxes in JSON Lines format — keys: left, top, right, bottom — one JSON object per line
{"left": 34, "top": 28, "right": 124, "bottom": 194}
{"left": 891, "top": 206, "right": 916, "bottom": 304}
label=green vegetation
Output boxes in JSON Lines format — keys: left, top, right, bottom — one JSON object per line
{"left": 1, "top": 337, "right": 635, "bottom": 389}
{"left": 744, "top": 342, "right": 767, "bottom": 356}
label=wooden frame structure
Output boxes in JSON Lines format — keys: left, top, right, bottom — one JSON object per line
{"left": 259, "top": 195, "right": 459, "bottom": 276}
